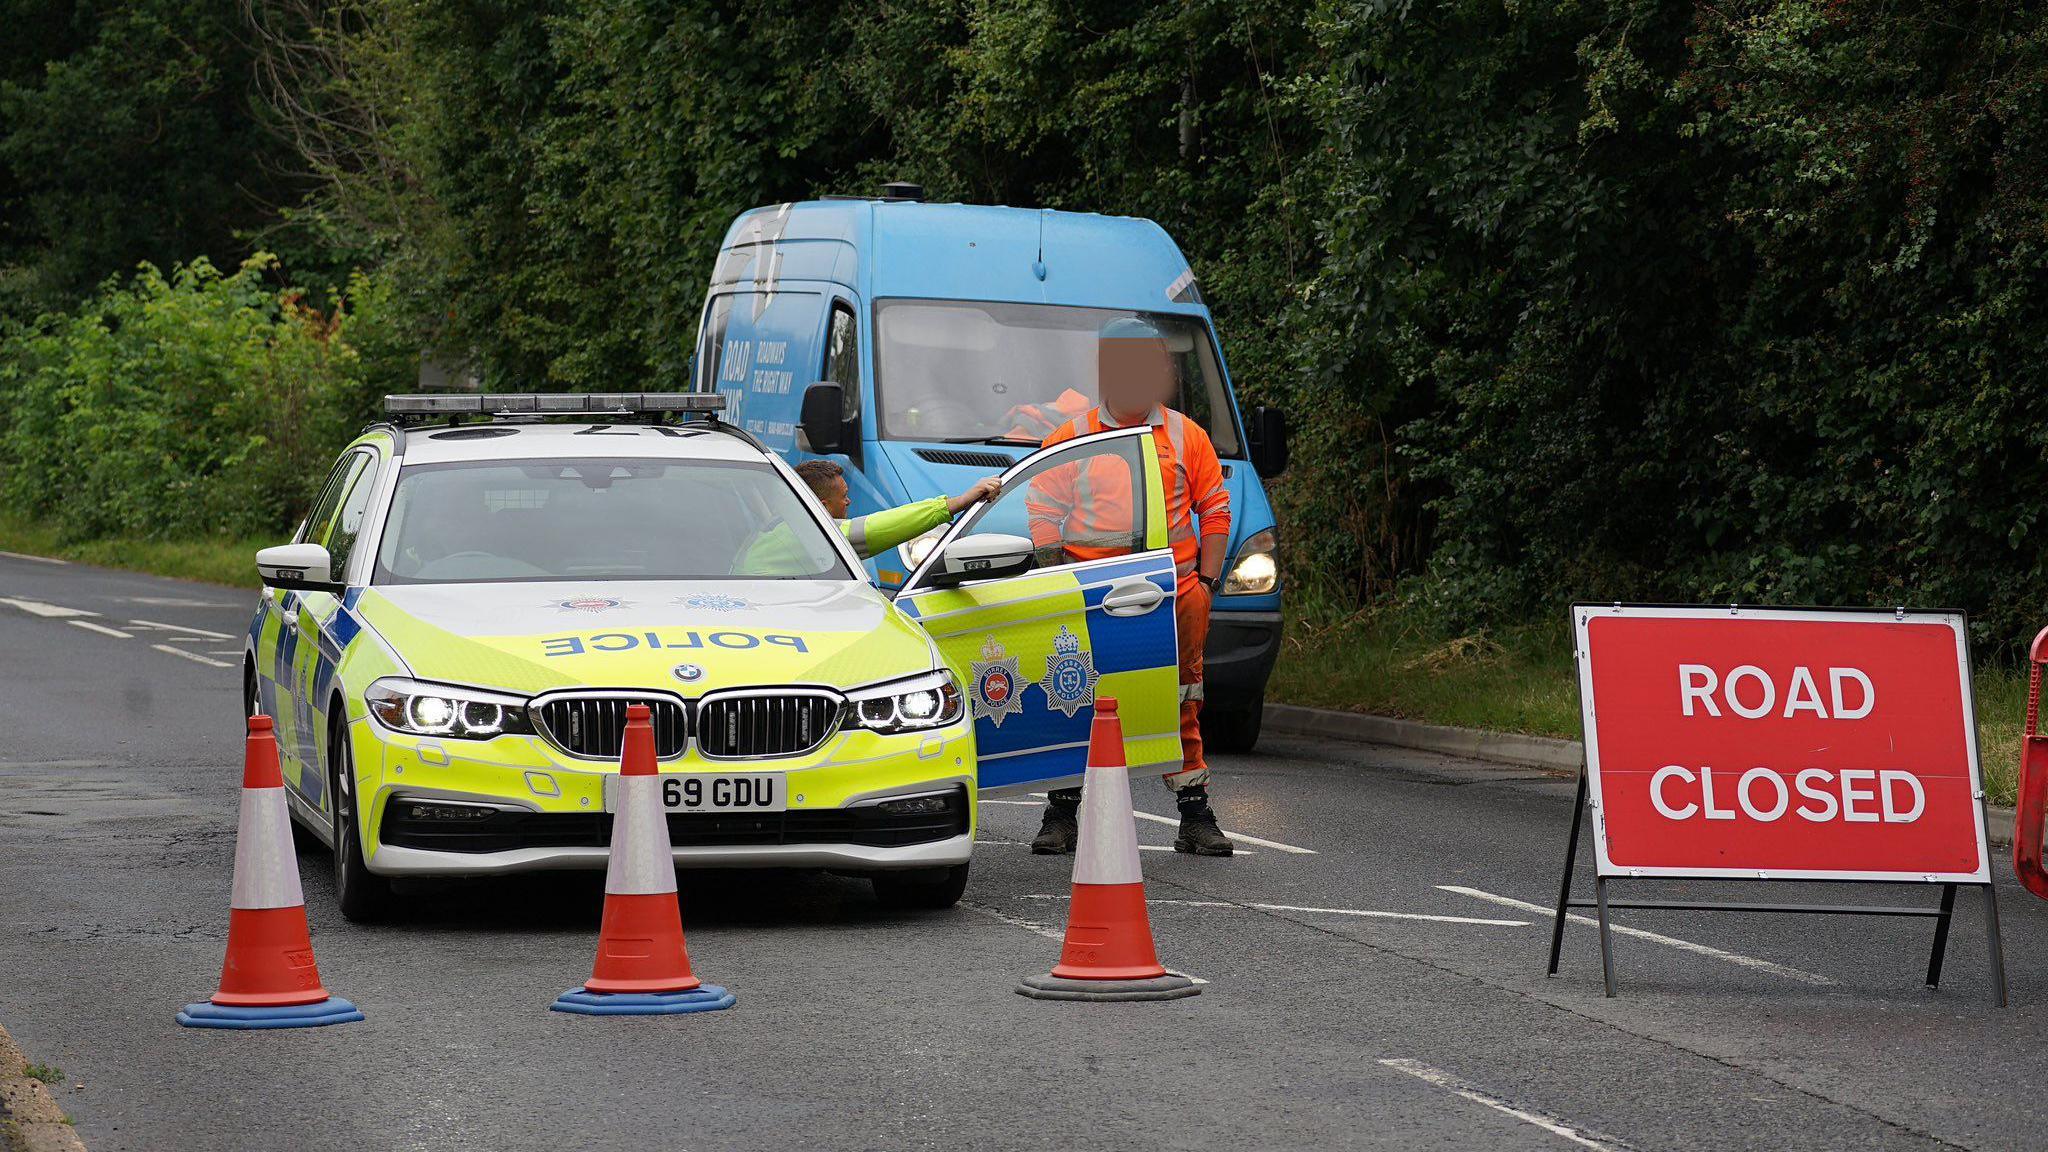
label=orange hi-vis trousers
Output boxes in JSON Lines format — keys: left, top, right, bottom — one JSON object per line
{"left": 1165, "top": 580, "right": 1210, "bottom": 792}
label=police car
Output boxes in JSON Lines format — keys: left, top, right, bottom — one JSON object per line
{"left": 248, "top": 393, "right": 1183, "bottom": 921}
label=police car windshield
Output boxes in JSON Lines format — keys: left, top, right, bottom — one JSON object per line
{"left": 373, "top": 458, "right": 850, "bottom": 584}
{"left": 873, "top": 299, "right": 1241, "bottom": 454}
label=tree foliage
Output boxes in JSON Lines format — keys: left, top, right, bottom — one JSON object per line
{"left": 6, "top": 0, "right": 2048, "bottom": 650}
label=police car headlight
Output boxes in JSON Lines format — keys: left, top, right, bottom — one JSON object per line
{"left": 1223, "top": 528, "right": 1279, "bottom": 595}
{"left": 366, "top": 678, "right": 534, "bottom": 739}
{"left": 900, "top": 529, "right": 945, "bottom": 571}
{"left": 847, "top": 670, "right": 964, "bottom": 734}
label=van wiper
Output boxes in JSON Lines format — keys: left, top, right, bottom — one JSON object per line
{"left": 936, "top": 435, "right": 1040, "bottom": 446}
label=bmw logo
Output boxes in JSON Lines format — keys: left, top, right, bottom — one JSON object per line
{"left": 671, "top": 664, "right": 704, "bottom": 683}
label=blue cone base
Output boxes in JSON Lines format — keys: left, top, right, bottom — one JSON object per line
{"left": 551, "top": 985, "right": 735, "bottom": 1016}
{"left": 177, "top": 997, "right": 364, "bottom": 1030}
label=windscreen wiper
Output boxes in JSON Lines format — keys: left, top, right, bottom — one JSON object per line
{"left": 936, "top": 435, "right": 1041, "bottom": 446}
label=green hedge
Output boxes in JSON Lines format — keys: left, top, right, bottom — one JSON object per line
{"left": 0, "top": 255, "right": 399, "bottom": 541}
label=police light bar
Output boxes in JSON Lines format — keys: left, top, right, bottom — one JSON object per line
{"left": 383, "top": 393, "right": 726, "bottom": 417}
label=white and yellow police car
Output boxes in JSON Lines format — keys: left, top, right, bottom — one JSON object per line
{"left": 247, "top": 393, "right": 1183, "bottom": 921}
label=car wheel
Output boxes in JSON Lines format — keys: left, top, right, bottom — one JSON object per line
{"left": 871, "top": 863, "right": 969, "bottom": 910}
{"left": 243, "top": 660, "right": 260, "bottom": 720}
{"left": 330, "top": 713, "right": 397, "bottom": 923}
{"left": 1201, "top": 700, "right": 1263, "bottom": 754}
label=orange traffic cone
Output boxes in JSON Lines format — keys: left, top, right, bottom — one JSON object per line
{"left": 178, "top": 715, "right": 362, "bottom": 1029}
{"left": 553, "top": 703, "right": 733, "bottom": 1016}
{"left": 1018, "top": 697, "right": 1199, "bottom": 1001}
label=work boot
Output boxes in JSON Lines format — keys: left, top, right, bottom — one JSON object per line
{"left": 1031, "top": 789, "right": 1081, "bottom": 855}
{"left": 1173, "top": 786, "right": 1233, "bottom": 856}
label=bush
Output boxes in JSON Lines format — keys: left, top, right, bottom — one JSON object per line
{"left": 0, "top": 254, "right": 392, "bottom": 542}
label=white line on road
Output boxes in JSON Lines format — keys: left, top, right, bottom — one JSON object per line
{"left": 974, "top": 837, "right": 1258, "bottom": 856}
{"left": 129, "top": 618, "right": 236, "bottom": 640}
{"left": 151, "top": 643, "right": 234, "bottom": 668}
{"left": 1378, "top": 1059, "right": 1630, "bottom": 1150}
{"left": 0, "top": 597, "right": 95, "bottom": 618}
{"left": 0, "top": 550, "right": 66, "bottom": 565}
{"left": 1019, "top": 893, "right": 1525, "bottom": 926}
{"left": 1028, "top": 792, "right": 1317, "bottom": 854}
{"left": 67, "top": 620, "right": 132, "bottom": 640}
{"left": 1437, "top": 885, "right": 1835, "bottom": 985}
{"left": 960, "top": 900, "right": 1065, "bottom": 941}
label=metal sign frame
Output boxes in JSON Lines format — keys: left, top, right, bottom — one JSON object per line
{"left": 1549, "top": 603, "right": 2006, "bottom": 1004}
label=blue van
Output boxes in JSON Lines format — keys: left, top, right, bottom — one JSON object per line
{"left": 690, "top": 185, "right": 1287, "bottom": 751}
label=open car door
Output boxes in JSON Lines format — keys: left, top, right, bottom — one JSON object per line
{"left": 896, "top": 425, "right": 1181, "bottom": 792}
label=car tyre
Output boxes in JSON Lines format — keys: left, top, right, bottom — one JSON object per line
{"left": 1200, "top": 699, "right": 1263, "bottom": 754}
{"left": 330, "top": 714, "right": 398, "bottom": 923}
{"left": 871, "top": 863, "right": 969, "bottom": 911}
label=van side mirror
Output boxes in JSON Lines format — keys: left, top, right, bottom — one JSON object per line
{"left": 799, "top": 382, "right": 851, "bottom": 455}
{"left": 1248, "top": 406, "right": 1289, "bottom": 479}
{"left": 927, "top": 533, "right": 1035, "bottom": 588}
{"left": 256, "top": 543, "right": 343, "bottom": 595}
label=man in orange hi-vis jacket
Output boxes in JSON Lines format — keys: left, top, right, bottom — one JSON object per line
{"left": 1025, "top": 316, "right": 1234, "bottom": 857}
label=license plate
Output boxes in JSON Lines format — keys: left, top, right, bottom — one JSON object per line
{"left": 604, "top": 772, "right": 787, "bottom": 813}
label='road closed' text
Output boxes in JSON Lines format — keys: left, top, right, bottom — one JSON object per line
{"left": 1649, "top": 765, "right": 1924, "bottom": 824}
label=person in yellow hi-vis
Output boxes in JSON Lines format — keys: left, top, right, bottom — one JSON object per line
{"left": 737, "top": 461, "right": 1000, "bottom": 577}
{"left": 796, "top": 460, "right": 1000, "bottom": 559}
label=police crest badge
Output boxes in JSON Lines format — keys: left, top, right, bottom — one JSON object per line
{"left": 969, "top": 635, "right": 1024, "bottom": 727}
{"left": 1037, "top": 625, "right": 1101, "bottom": 718}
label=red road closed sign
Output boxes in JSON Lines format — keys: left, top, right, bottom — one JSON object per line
{"left": 1576, "top": 606, "right": 1990, "bottom": 882}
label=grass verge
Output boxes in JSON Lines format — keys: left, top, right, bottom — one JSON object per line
{"left": 0, "top": 514, "right": 262, "bottom": 588}
{"left": 1270, "top": 604, "right": 2028, "bottom": 806}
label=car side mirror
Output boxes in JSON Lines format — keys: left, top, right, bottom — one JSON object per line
{"left": 1248, "top": 406, "right": 1289, "bottom": 479}
{"left": 799, "top": 381, "right": 852, "bottom": 455}
{"left": 257, "top": 543, "right": 343, "bottom": 594}
{"left": 927, "top": 533, "right": 1035, "bottom": 588}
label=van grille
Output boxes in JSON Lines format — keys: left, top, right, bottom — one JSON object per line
{"left": 534, "top": 695, "right": 688, "bottom": 761}
{"left": 696, "top": 692, "right": 841, "bottom": 759}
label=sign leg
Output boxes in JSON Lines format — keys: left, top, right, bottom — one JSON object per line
{"left": 1983, "top": 882, "right": 2007, "bottom": 1008}
{"left": 1548, "top": 767, "right": 1588, "bottom": 977}
{"left": 1595, "top": 875, "right": 1617, "bottom": 998}
{"left": 1925, "top": 883, "right": 1956, "bottom": 988}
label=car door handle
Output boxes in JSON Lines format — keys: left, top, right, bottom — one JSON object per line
{"left": 1101, "top": 579, "right": 1166, "bottom": 617}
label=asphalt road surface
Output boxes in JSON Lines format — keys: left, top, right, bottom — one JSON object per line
{"left": 3, "top": 552, "right": 2046, "bottom": 1151}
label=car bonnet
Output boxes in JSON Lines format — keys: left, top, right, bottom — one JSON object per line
{"left": 352, "top": 579, "right": 937, "bottom": 697}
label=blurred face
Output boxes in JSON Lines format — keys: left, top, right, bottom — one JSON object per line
{"left": 1097, "top": 337, "right": 1174, "bottom": 422}
{"left": 814, "top": 475, "right": 851, "bottom": 518}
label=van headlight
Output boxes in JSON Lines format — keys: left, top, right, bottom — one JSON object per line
{"left": 846, "top": 669, "right": 964, "bottom": 733}
{"left": 366, "top": 678, "right": 534, "bottom": 738}
{"left": 1223, "top": 528, "right": 1279, "bottom": 595}
{"left": 900, "top": 528, "right": 946, "bottom": 571}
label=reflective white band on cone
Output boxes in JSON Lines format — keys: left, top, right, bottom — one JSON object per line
{"left": 1073, "top": 762, "right": 1144, "bottom": 886}
{"left": 605, "top": 773, "right": 677, "bottom": 896}
{"left": 230, "top": 786, "right": 306, "bottom": 910}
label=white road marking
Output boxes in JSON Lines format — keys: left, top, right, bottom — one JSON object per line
{"left": 67, "top": 620, "right": 132, "bottom": 640}
{"left": 0, "top": 597, "right": 96, "bottom": 618}
{"left": 208, "top": 649, "right": 243, "bottom": 657}
{"left": 975, "top": 839, "right": 1255, "bottom": 855}
{"left": 120, "top": 596, "right": 232, "bottom": 608}
{"left": 1028, "top": 792, "right": 1317, "bottom": 854}
{"left": 151, "top": 643, "right": 234, "bottom": 669}
{"left": 960, "top": 900, "right": 1065, "bottom": 941}
{"left": 1019, "top": 894, "right": 1524, "bottom": 926}
{"left": 0, "top": 550, "right": 66, "bottom": 565}
{"left": 129, "top": 618, "right": 236, "bottom": 640}
{"left": 1438, "top": 885, "right": 1835, "bottom": 985}
{"left": 1378, "top": 1059, "right": 1630, "bottom": 1150}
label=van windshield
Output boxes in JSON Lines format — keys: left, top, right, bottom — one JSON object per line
{"left": 873, "top": 299, "right": 1241, "bottom": 454}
